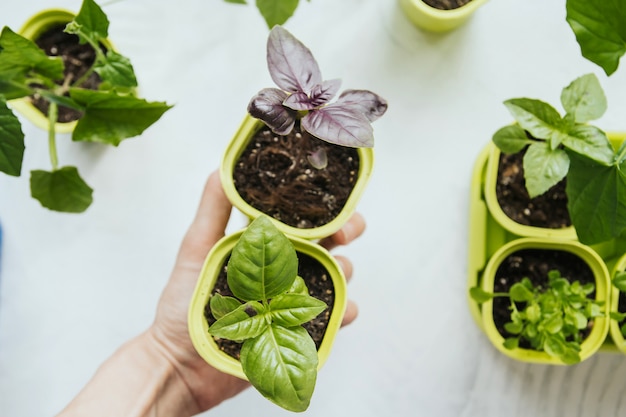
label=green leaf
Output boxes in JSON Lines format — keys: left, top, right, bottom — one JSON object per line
{"left": 510, "top": 283, "right": 534, "bottom": 302}
{"left": 523, "top": 142, "right": 569, "bottom": 198}
{"left": 93, "top": 50, "right": 137, "bottom": 88}
{"left": 544, "top": 335, "right": 564, "bottom": 357}
{"left": 256, "top": 0, "right": 300, "bottom": 28}
{"left": 610, "top": 311, "right": 626, "bottom": 321}
{"left": 70, "top": 88, "right": 172, "bottom": 146}
{"left": 208, "top": 302, "right": 268, "bottom": 340}
{"left": 614, "top": 272, "right": 626, "bottom": 292}
{"left": 227, "top": 215, "right": 298, "bottom": 301}
{"left": 288, "top": 276, "right": 309, "bottom": 295}
{"left": 225, "top": 0, "right": 247, "bottom": 3}
{"left": 570, "top": 310, "right": 588, "bottom": 329}
{"left": 0, "top": 79, "right": 32, "bottom": 100}
{"left": 504, "top": 98, "right": 563, "bottom": 143}
{"left": 241, "top": 324, "right": 317, "bottom": 412}
{"left": 503, "top": 337, "right": 519, "bottom": 350}
{"left": 566, "top": 0, "right": 626, "bottom": 76}
{"left": 561, "top": 348, "right": 582, "bottom": 364}
{"left": 0, "top": 27, "right": 64, "bottom": 81}
{"left": 209, "top": 293, "right": 243, "bottom": 320}
{"left": 30, "top": 167, "right": 93, "bottom": 213}
{"left": 269, "top": 293, "right": 327, "bottom": 327}
{"left": 562, "top": 124, "right": 614, "bottom": 165}
{"left": 67, "top": 0, "right": 109, "bottom": 43}
{"left": 560, "top": 73, "right": 607, "bottom": 123}
{"left": 566, "top": 150, "right": 626, "bottom": 244}
{"left": 544, "top": 314, "right": 564, "bottom": 334}
{"left": 0, "top": 98, "right": 25, "bottom": 176}
{"left": 525, "top": 303, "right": 541, "bottom": 323}
{"left": 492, "top": 124, "right": 533, "bottom": 154}
{"left": 469, "top": 287, "right": 493, "bottom": 303}
{"left": 504, "top": 322, "right": 523, "bottom": 334}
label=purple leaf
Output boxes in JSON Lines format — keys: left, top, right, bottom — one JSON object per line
{"left": 283, "top": 79, "right": 341, "bottom": 111}
{"left": 302, "top": 105, "right": 374, "bottom": 148}
{"left": 267, "top": 26, "right": 322, "bottom": 94}
{"left": 247, "top": 88, "right": 296, "bottom": 135}
{"left": 337, "top": 89, "right": 388, "bottom": 122}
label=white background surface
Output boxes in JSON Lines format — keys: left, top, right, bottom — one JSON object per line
{"left": 2, "top": 0, "right": 626, "bottom": 416}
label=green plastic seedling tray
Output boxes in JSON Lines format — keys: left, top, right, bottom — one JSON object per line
{"left": 467, "top": 135, "right": 626, "bottom": 353}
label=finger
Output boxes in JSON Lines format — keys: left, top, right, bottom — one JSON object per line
{"left": 341, "top": 301, "right": 358, "bottom": 327}
{"left": 319, "top": 212, "right": 366, "bottom": 251}
{"left": 177, "top": 171, "right": 233, "bottom": 265}
{"left": 334, "top": 255, "right": 353, "bottom": 283}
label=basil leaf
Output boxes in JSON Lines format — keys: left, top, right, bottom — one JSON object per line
{"left": 302, "top": 105, "right": 373, "bottom": 147}
{"left": 522, "top": 142, "right": 569, "bottom": 198}
{"left": 288, "top": 276, "right": 309, "bottom": 295}
{"left": 562, "top": 124, "right": 614, "bottom": 165}
{"left": 241, "top": 324, "right": 317, "bottom": 412}
{"left": 469, "top": 287, "right": 494, "bottom": 303}
{"left": 70, "top": 88, "right": 171, "bottom": 146}
{"left": 509, "top": 282, "right": 534, "bottom": 302}
{"left": 30, "top": 167, "right": 93, "bottom": 213}
{"left": 269, "top": 293, "right": 327, "bottom": 327}
{"left": 566, "top": 0, "right": 626, "bottom": 76}
{"left": 209, "top": 293, "right": 243, "bottom": 320}
{"left": 68, "top": 0, "right": 109, "bottom": 43}
{"left": 93, "top": 50, "right": 137, "bottom": 88}
{"left": 613, "top": 272, "right": 626, "bottom": 292}
{"left": 227, "top": 215, "right": 298, "bottom": 301}
{"left": 208, "top": 302, "right": 267, "bottom": 340}
{"left": 0, "top": 98, "right": 25, "bottom": 176}
{"left": 566, "top": 151, "right": 626, "bottom": 245}
{"left": 560, "top": 73, "right": 607, "bottom": 123}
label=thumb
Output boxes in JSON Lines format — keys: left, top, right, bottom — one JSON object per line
{"left": 176, "top": 171, "right": 233, "bottom": 268}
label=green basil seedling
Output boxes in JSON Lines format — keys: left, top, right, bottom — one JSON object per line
{"left": 492, "top": 73, "right": 626, "bottom": 245}
{"left": 471, "top": 270, "right": 605, "bottom": 364}
{"left": 208, "top": 215, "right": 328, "bottom": 412}
{"left": 0, "top": 0, "right": 171, "bottom": 212}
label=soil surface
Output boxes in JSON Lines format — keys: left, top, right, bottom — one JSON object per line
{"left": 31, "top": 23, "right": 103, "bottom": 123}
{"left": 422, "top": 0, "right": 473, "bottom": 9}
{"left": 204, "top": 252, "right": 336, "bottom": 360}
{"left": 496, "top": 149, "right": 571, "bottom": 229}
{"left": 492, "top": 248, "right": 595, "bottom": 347}
{"left": 233, "top": 122, "right": 360, "bottom": 229}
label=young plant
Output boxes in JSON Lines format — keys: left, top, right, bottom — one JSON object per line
{"left": 224, "top": 0, "right": 308, "bottom": 29}
{"left": 566, "top": 0, "right": 626, "bottom": 76}
{"left": 492, "top": 73, "right": 626, "bottom": 245}
{"left": 471, "top": 270, "right": 605, "bottom": 364}
{"left": 247, "top": 25, "right": 387, "bottom": 168}
{"left": 610, "top": 271, "right": 626, "bottom": 337}
{"left": 207, "top": 215, "right": 328, "bottom": 412}
{"left": 0, "top": 0, "right": 171, "bottom": 213}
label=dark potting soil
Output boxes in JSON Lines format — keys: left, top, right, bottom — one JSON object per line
{"left": 233, "top": 123, "right": 360, "bottom": 229}
{"left": 31, "top": 24, "right": 103, "bottom": 123}
{"left": 422, "top": 0, "right": 473, "bottom": 10}
{"left": 496, "top": 149, "right": 571, "bottom": 229}
{"left": 204, "top": 252, "right": 336, "bottom": 360}
{"left": 492, "top": 249, "right": 595, "bottom": 347}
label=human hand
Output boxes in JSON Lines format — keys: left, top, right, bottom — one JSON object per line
{"left": 148, "top": 170, "right": 366, "bottom": 413}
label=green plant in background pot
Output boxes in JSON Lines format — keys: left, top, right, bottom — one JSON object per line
{"left": 221, "top": 25, "right": 387, "bottom": 240}
{"left": 223, "top": 0, "right": 307, "bottom": 29}
{"left": 566, "top": 0, "right": 626, "bottom": 76}
{"left": 398, "top": 0, "right": 490, "bottom": 33}
{"left": 470, "top": 238, "right": 610, "bottom": 365}
{"left": 0, "top": 0, "right": 171, "bottom": 213}
{"left": 488, "top": 73, "right": 626, "bottom": 246}
{"left": 188, "top": 215, "right": 347, "bottom": 412}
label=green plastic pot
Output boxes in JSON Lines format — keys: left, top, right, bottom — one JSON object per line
{"left": 188, "top": 229, "right": 348, "bottom": 380}
{"left": 398, "top": 0, "right": 489, "bottom": 33}
{"left": 9, "top": 8, "right": 116, "bottom": 133}
{"left": 480, "top": 238, "right": 610, "bottom": 364}
{"left": 220, "top": 114, "right": 374, "bottom": 240}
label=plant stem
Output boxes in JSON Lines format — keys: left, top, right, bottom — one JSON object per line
{"left": 48, "top": 102, "right": 59, "bottom": 171}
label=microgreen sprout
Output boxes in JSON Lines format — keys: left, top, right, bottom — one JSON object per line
{"left": 471, "top": 269, "right": 605, "bottom": 364}
{"left": 207, "top": 215, "right": 328, "bottom": 412}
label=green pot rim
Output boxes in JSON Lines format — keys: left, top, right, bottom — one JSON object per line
{"left": 480, "top": 237, "right": 610, "bottom": 365}
{"left": 187, "top": 230, "right": 348, "bottom": 380}
{"left": 220, "top": 114, "right": 374, "bottom": 241}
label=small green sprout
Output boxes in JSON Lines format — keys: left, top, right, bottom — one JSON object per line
{"left": 471, "top": 270, "right": 605, "bottom": 364}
